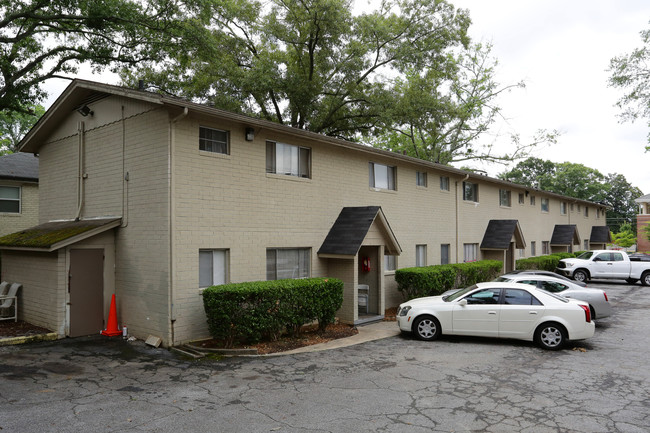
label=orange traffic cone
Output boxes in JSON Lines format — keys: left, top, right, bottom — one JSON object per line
{"left": 101, "top": 294, "right": 121, "bottom": 336}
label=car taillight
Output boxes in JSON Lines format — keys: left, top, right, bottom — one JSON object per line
{"left": 603, "top": 292, "right": 609, "bottom": 302}
{"left": 579, "top": 304, "right": 591, "bottom": 322}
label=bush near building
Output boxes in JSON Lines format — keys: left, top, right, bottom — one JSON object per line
{"left": 515, "top": 252, "right": 582, "bottom": 271}
{"left": 202, "top": 278, "right": 343, "bottom": 347}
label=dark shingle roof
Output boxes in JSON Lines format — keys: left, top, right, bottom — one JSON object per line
{"left": 480, "top": 220, "right": 523, "bottom": 249}
{"left": 590, "top": 226, "right": 612, "bottom": 243}
{"left": 0, "top": 152, "right": 39, "bottom": 182}
{"left": 550, "top": 224, "right": 579, "bottom": 245}
{"left": 318, "top": 207, "right": 382, "bottom": 256}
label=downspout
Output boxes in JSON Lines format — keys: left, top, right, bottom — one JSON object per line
{"left": 121, "top": 106, "right": 129, "bottom": 227}
{"left": 455, "top": 174, "right": 470, "bottom": 263}
{"left": 169, "top": 107, "right": 188, "bottom": 346}
{"left": 75, "top": 121, "right": 85, "bottom": 221}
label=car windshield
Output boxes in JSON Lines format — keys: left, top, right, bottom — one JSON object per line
{"left": 493, "top": 276, "right": 512, "bottom": 282}
{"left": 444, "top": 285, "right": 478, "bottom": 302}
{"left": 577, "top": 251, "right": 594, "bottom": 259}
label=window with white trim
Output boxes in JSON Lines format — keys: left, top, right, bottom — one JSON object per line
{"left": 199, "top": 126, "right": 229, "bottom": 154}
{"left": 199, "top": 249, "right": 228, "bottom": 288}
{"left": 385, "top": 255, "right": 397, "bottom": 272}
{"left": 266, "top": 248, "right": 310, "bottom": 280}
{"left": 369, "top": 162, "right": 396, "bottom": 190}
{"left": 266, "top": 141, "right": 311, "bottom": 178}
{"left": 441, "top": 244, "right": 450, "bottom": 265}
{"left": 416, "top": 245, "right": 427, "bottom": 267}
{"left": 0, "top": 186, "right": 20, "bottom": 213}
{"left": 463, "top": 181, "right": 478, "bottom": 202}
{"left": 463, "top": 243, "right": 478, "bottom": 262}
{"left": 416, "top": 171, "right": 427, "bottom": 187}
{"left": 499, "top": 189, "right": 511, "bottom": 207}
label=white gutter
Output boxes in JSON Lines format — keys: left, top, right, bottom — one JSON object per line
{"left": 455, "top": 174, "right": 470, "bottom": 263}
{"left": 75, "top": 121, "right": 85, "bottom": 221}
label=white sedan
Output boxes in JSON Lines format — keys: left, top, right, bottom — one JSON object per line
{"left": 397, "top": 282, "right": 595, "bottom": 350}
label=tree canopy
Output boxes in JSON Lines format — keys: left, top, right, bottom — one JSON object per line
{"left": 0, "top": 0, "right": 178, "bottom": 114}
{"left": 608, "top": 22, "right": 650, "bottom": 151}
{"left": 0, "top": 103, "right": 44, "bottom": 154}
{"left": 122, "top": 0, "right": 552, "bottom": 164}
{"left": 499, "top": 157, "right": 643, "bottom": 232}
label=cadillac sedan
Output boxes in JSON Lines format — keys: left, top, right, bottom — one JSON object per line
{"left": 397, "top": 282, "right": 595, "bottom": 350}
{"left": 494, "top": 274, "right": 612, "bottom": 319}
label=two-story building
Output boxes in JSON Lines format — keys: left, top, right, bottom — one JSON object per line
{"left": 0, "top": 80, "right": 608, "bottom": 346}
{"left": 636, "top": 193, "right": 650, "bottom": 252}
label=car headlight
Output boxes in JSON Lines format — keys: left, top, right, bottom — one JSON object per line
{"left": 399, "top": 306, "right": 411, "bottom": 317}
{"left": 566, "top": 263, "right": 575, "bottom": 267}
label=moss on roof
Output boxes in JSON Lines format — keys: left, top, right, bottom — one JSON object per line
{"left": 0, "top": 219, "right": 119, "bottom": 249}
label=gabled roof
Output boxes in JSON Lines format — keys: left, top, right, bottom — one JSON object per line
{"left": 636, "top": 193, "right": 650, "bottom": 203}
{"left": 589, "top": 226, "right": 612, "bottom": 243}
{"left": 480, "top": 220, "right": 526, "bottom": 250}
{"left": 0, "top": 152, "right": 39, "bottom": 182}
{"left": 550, "top": 224, "right": 580, "bottom": 246}
{"left": 318, "top": 206, "right": 401, "bottom": 258}
{"left": 0, "top": 218, "right": 121, "bottom": 252}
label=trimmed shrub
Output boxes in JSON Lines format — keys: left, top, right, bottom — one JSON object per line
{"left": 395, "top": 260, "right": 503, "bottom": 300}
{"left": 516, "top": 252, "right": 578, "bottom": 271}
{"left": 202, "top": 278, "right": 343, "bottom": 347}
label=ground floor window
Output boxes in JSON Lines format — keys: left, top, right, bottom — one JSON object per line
{"left": 463, "top": 243, "right": 478, "bottom": 262}
{"left": 440, "top": 244, "right": 450, "bottom": 265}
{"left": 0, "top": 186, "right": 20, "bottom": 213}
{"left": 416, "top": 245, "right": 427, "bottom": 267}
{"left": 531, "top": 241, "right": 536, "bottom": 256}
{"left": 584, "top": 240, "right": 589, "bottom": 250}
{"left": 385, "top": 255, "right": 397, "bottom": 272}
{"left": 542, "top": 241, "right": 550, "bottom": 255}
{"left": 199, "top": 249, "right": 228, "bottom": 288}
{"left": 267, "top": 248, "right": 310, "bottom": 280}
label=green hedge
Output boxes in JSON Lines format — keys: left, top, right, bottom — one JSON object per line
{"left": 515, "top": 252, "right": 579, "bottom": 271}
{"left": 202, "top": 278, "right": 343, "bottom": 347}
{"left": 395, "top": 260, "right": 503, "bottom": 300}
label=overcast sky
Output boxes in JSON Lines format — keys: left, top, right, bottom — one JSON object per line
{"left": 44, "top": 0, "right": 650, "bottom": 193}
{"left": 450, "top": 0, "right": 650, "bottom": 193}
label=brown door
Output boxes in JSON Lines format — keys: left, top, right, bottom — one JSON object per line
{"left": 69, "top": 249, "right": 104, "bottom": 337}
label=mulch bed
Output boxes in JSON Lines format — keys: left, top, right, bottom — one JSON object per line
{"left": 0, "top": 320, "right": 52, "bottom": 338}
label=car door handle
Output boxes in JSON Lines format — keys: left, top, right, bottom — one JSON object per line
{"left": 607, "top": 263, "right": 613, "bottom": 265}
{"left": 488, "top": 311, "right": 497, "bottom": 315}
{"left": 529, "top": 311, "right": 538, "bottom": 315}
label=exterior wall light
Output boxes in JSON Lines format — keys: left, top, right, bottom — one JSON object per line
{"left": 245, "top": 127, "right": 255, "bottom": 141}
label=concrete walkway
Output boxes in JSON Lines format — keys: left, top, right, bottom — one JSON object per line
{"left": 278, "top": 320, "right": 401, "bottom": 355}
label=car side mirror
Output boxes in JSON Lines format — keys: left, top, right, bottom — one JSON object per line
{"left": 458, "top": 299, "right": 467, "bottom": 306}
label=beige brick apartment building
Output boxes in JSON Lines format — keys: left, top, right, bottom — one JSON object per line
{"left": 0, "top": 152, "right": 39, "bottom": 237}
{"left": 0, "top": 80, "right": 609, "bottom": 346}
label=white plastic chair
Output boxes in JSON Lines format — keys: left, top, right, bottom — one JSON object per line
{"left": 0, "top": 281, "right": 9, "bottom": 297}
{"left": 0, "top": 283, "right": 20, "bottom": 322}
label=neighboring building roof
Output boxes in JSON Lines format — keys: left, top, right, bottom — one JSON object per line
{"left": 0, "top": 152, "right": 39, "bottom": 182}
{"left": 18, "top": 79, "right": 606, "bottom": 209}
{"left": 635, "top": 193, "right": 650, "bottom": 203}
{"left": 318, "top": 206, "right": 401, "bottom": 258}
{"left": 480, "top": 220, "right": 526, "bottom": 250}
{"left": 550, "top": 224, "right": 580, "bottom": 246}
{"left": 0, "top": 218, "right": 121, "bottom": 252}
{"left": 589, "top": 226, "right": 612, "bottom": 244}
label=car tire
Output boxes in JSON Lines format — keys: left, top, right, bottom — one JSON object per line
{"left": 641, "top": 272, "right": 650, "bottom": 287}
{"left": 626, "top": 278, "right": 638, "bottom": 285}
{"left": 573, "top": 270, "right": 589, "bottom": 283}
{"left": 413, "top": 316, "right": 441, "bottom": 341}
{"left": 535, "top": 322, "right": 566, "bottom": 350}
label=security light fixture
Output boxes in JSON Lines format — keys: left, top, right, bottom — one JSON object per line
{"left": 245, "top": 127, "right": 255, "bottom": 141}
{"left": 77, "top": 105, "right": 93, "bottom": 117}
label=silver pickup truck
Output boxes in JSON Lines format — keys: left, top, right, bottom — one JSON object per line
{"left": 557, "top": 250, "right": 650, "bottom": 285}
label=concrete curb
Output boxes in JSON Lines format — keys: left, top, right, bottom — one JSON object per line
{"left": 0, "top": 332, "right": 58, "bottom": 347}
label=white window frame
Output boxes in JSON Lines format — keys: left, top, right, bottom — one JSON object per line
{"left": 463, "top": 243, "right": 478, "bottom": 262}
{"left": 199, "top": 126, "right": 229, "bottom": 154}
{"left": 499, "top": 189, "right": 511, "bottom": 207}
{"left": 385, "top": 255, "right": 397, "bottom": 272}
{"left": 266, "top": 141, "right": 311, "bottom": 178}
{"left": 199, "top": 249, "right": 229, "bottom": 288}
{"left": 266, "top": 248, "right": 311, "bottom": 280}
{"left": 416, "top": 171, "right": 427, "bottom": 187}
{"left": 369, "top": 162, "right": 396, "bottom": 190}
{"left": 440, "top": 176, "right": 450, "bottom": 191}
{"left": 440, "top": 244, "right": 450, "bottom": 265}
{"left": 0, "top": 186, "right": 21, "bottom": 213}
{"left": 463, "top": 181, "right": 478, "bottom": 202}
{"left": 416, "top": 245, "right": 427, "bottom": 267}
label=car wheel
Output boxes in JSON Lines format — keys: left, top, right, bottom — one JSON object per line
{"left": 642, "top": 272, "right": 650, "bottom": 287}
{"left": 626, "top": 278, "right": 638, "bottom": 285}
{"left": 535, "top": 322, "right": 566, "bottom": 350}
{"left": 413, "top": 316, "right": 441, "bottom": 341}
{"left": 573, "top": 270, "right": 589, "bottom": 283}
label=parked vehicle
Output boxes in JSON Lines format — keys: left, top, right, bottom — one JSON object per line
{"left": 494, "top": 274, "right": 612, "bottom": 319}
{"left": 557, "top": 250, "right": 650, "bottom": 285}
{"left": 505, "top": 269, "right": 587, "bottom": 287}
{"left": 396, "top": 282, "right": 595, "bottom": 350}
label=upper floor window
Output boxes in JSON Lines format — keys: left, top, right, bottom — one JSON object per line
{"left": 463, "top": 181, "right": 478, "bottom": 202}
{"left": 369, "top": 162, "right": 396, "bottom": 190}
{"left": 440, "top": 176, "right": 450, "bottom": 191}
{"left": 518, "top": 193, "right": 525, "bottom": 204}
{"left": 266, "top": 141, "right": 311, "bottom": 178}
{"left": 266, "top": 248, "right": 310, "bottom": 280}
{"left": 199, "top": 126, "right": 229, "bottom": 154}
{"left": 0, "top": 186, "right": 20, "bottom": 213}
{"left": 530, "top": 196, "right": 536, "bottom": 206}
{"left": 199, "top": 249, "right": 228, "bottom": 288}
{"left": 584, "top": 206, "right": 589, "bottom": 217}
{"left": 416, "top": 171, "right": 427, "bottom": 187}
{"left": 560, "top": 202, "right": 567, "bottom": 215}
{"left": 541, "top": 197, "right": 549, "bottom": 212}
{"left": 499, "top": 189, "right": 511, "bottom": 207}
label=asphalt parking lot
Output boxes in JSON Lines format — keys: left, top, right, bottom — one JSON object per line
{"left": 1, "top": 280, "right": 649, "bottom": 433}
